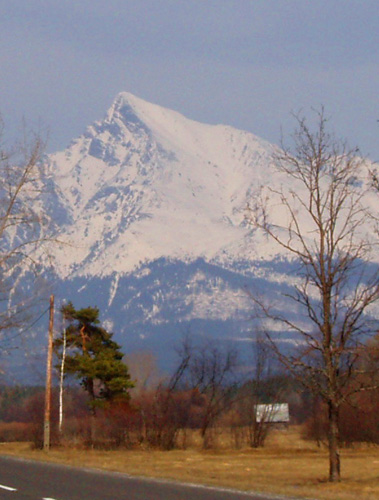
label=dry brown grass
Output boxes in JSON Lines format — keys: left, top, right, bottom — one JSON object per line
{"left": 1, "top": 427, "right": 379, "bottom": 500}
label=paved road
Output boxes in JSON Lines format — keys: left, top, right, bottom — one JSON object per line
{"left": 0, "top": 455, "right": 283, "bottom": 500}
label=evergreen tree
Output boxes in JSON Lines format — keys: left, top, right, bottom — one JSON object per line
{"left": 54, "top": 302, "right": 133, "bottom": 412}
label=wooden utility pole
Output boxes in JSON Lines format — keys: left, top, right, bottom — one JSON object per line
{"left": 43, "top": 294, "right": 54, "bottom": 452}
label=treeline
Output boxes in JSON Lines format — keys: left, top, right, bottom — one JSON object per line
{"left": 0, "top": 337, "right": 378, "bottom": 450}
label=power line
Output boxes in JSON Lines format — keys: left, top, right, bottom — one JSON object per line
{"left": 1, "top": 306, "right": 50, "bottom": 346}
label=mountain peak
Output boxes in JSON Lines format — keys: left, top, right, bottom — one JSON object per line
{"left": 47, "top": 92, "right": 278, "bottom": 277}
{"left": 107, "top": 92, "right": 174, "bottom": 127}
{"left": 115, "top": 91, "right": 150, "bottom": 107}
{"left": 104, "top": 92, "right": 148, "bottom": 133}
{"left": 106, "top": 92, "right": 208, "bottom": 145}
{"left": 111, "top": 91, "right": 146, "bottom": 115}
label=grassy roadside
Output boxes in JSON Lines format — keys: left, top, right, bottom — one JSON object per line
{"left": 0, "top": 429, "right": 378, "bottom": 500}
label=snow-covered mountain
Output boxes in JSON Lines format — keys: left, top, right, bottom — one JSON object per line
{"left": 32, "top": 92, "right": 288, "bottom": 364}
{"left": 7, "top": 92, "right": 377, "bottom": 379}
{"left": 46, "top": 92, "right": 281, "bottom": 278}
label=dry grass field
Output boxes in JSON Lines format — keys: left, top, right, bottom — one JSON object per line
{"left": 0, "top": 427, "right": 378, "bottom": 500}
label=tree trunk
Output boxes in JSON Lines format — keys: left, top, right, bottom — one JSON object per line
{"left": 328, "top": 401, "right": 341, "bottom": 482}
{"left": 86, "top": 379, "right": 96, "bottom": 447}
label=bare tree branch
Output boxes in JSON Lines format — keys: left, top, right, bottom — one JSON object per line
{"left": 0, "top": 118, "right": 60, "bottom": 344}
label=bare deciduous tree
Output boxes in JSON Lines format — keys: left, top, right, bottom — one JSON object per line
{"left": 247, "top": 108, "right": 379, "bottom": 481}
{"left": 137, "top": 340, "right": 193, "bottom": 450}
{"left": 185, "top": 339, "right": 239, "bottom": 448}
{"left": 233, "top": 333, "right": 288, "bottom": 449}
{"left": 0, "top": 119, "right": 52, "bottom": 343}
{"left": 248, "top": 334, "right": 286, "bottom": 448}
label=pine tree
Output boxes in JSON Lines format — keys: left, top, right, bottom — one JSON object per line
{"left": 54, "top": 302, "right": 133, "bottom": 413}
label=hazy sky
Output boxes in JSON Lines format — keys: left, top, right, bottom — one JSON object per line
{"left": 0, "top": 0, "right": 378, "bottom": 159}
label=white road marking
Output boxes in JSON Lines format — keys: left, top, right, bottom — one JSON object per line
{"left": 0, "top": 484, "right": 17, "bottom": 491}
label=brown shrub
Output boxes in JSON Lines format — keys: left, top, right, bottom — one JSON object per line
{"left": 302, "top": 389, "right": 379, "bottom": 446}
{"left": 0, "top": 422, "right": 33, "bottom": 442}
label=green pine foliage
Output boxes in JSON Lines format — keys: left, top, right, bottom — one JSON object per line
{"left": 54, "top": 302, "right": 134, "bottom": 411}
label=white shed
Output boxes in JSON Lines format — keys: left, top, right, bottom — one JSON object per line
{"left": 255, "top": 403, "right": 290, "bottom": 423}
